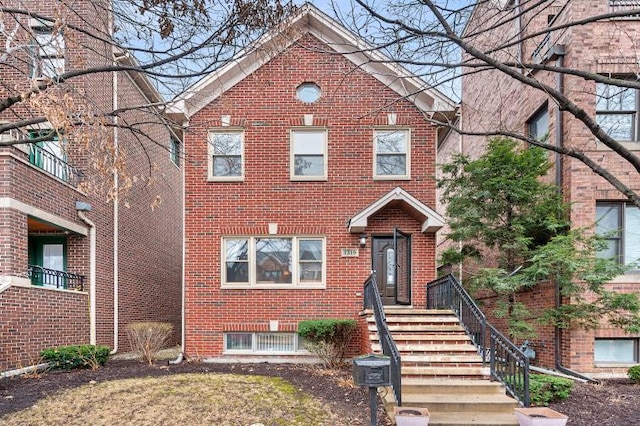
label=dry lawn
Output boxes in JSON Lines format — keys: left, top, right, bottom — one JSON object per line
{"left": 0, "top": 373, "right": 345, "bottom": 425}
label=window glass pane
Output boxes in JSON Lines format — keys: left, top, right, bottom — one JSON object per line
{"left": 256, "top": 333, "right": 295, "bottom": 352}
{"left": 596, "top": 83, "right": 636, "bottom": 111}
{"left": 376, "top": 154, "right": 406, "bottom": 176}
{"left": 625, "top": 205, "right": 640, "bottom": 266}
{"left": 293, "top": 131, "right": 325, "bottom": 177}
{"left": 596, "top": 204, "right": 621, "bottom": 260}
{"left": 528, "top": 109, "right": 549, "bottom": 140}
{"left": 213, "top": 156, "right": 241, "bottom": 176}
{"left": 376, "top": 131, "right": 407, "bottom": 154}
{"left": 299, "top": 239, "right": 322, "bottom": 283}
{"left": 211, "top": 133, "right": 241, "bottom": 155}
{"left": 594, "top": 339, "right": 636, "bottom": 363}
{"left": 386, "top": 247, "right": 395, "bottom": 285}
{"left": 225, "top": 239, "right": 248, "bottom": 283}
{"left": 256, "top": 238, "right": 292, "bottom": 283}
{"left": 226, "top": 333, "right": 252, "bottom": 351}
{"left": 596, "top": 114, "right": 634, "bottom": 140}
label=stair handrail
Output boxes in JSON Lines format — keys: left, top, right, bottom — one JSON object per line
{"left": 427, "top": 274, "right": 530, "bottom": 407}
{"left": 363, "top": 272, "right": 402, "bottom": 406}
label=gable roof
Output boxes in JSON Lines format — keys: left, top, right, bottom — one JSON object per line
{"left": 170, "top": 3, "right": 456, "bottom": 118}
{"left": 348, "top": 187, "right": 445, "bottom": 234}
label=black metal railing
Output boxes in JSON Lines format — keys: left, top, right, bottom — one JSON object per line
{"left": 28, "top": 265, "right": 85, "bottom": 291}
{"left": 609, "top": 0, "right": 640, "bottom": 19}
{"left": 28, "top": 143, "right": 81, "bottom": 184}
{"left": 427, "top": 274, "right": 530, "bottom": 407}
{"left": 363, "top": 273, "right": 402, "bottom": 406}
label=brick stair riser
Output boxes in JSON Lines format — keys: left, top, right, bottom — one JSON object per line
{"left": 402, "top": 384, "right": 505, "bottom": 395}
{"left": 397, "top": 400, "right": 516, "bottom": 414}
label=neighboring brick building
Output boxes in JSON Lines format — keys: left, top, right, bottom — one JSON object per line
{"left": 173, "top": 4, "right": 455, "bottom": 360}
{"left": 439, "top": 0, "right": 640, "bottom": 375}
{"left": 0, "top": 1, "right": 182, "bottom": 371}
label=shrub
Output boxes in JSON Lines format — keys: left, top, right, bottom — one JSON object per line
{"left": 298, "top": 319, "right": 357, "bottom": 368}
{"left": 40, "top": 345, "right": 110, "bottom": 371}
{"left": 126, "top": 321, "right": 174, "bottom": 365}
{"left": 628, "top": 365, "right": 640, "bottom": 383}
{"left": 529, "top": 374, "right": 574, "bottom": 406}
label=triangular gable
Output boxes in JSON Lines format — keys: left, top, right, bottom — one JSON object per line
{"left": 348, "top": 187, "right": 445, "bottom": 234}
{"left": 169, "top": 3, "right": 456, "bottom": 118}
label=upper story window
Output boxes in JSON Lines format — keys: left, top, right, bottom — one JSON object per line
{"left": 609, "top": 0, "right": 640, "bottom": 20}
{"left": 527, "top": 105, "right": 549, "bottom": 141}
{"left": 596, "top": 202, "right": 640, "bottom": 268}
{"left": 374, "top": 129, "right": 410, "bottom": 179}
{"left": 169, "top": 136, "right": 180, "bottom": 167}
{"left": 223, "top": 236, "right": 325, "bottom": 288}
{"left": 208, "top": 130, "right": 243, "bottom": 181}
{"left": 596, "top": 81, "right": 639, "bottom": 141}
{"left": 296, "top": 83, "right": 321, "bottom": 103}
{"left": 28, "top": 130, "right": 70, "bottom": 181}
{"left": 30, "top": 22, "right": 65, "bottom": 79}
{"left": 291, "top": 128, "right": 327, "bottom": 180}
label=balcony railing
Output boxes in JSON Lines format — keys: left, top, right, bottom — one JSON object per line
{"left": 28, "top": 265, "right": 85, "bottom": 291}
{"left": 427, "top": 274, "right": 530, "bottom": 407}
{"left": 609, "top": 0, "right": 640, "bottom": 19}
{"left": 28, "top": 143, "right": 81, "bottom": 185}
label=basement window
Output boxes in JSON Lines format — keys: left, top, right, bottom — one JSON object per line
{"left": 594, "top": 339, "right": 638, "bottom": 364}
{"left": 224, "top": 332, "right": 307, "bottom": 354}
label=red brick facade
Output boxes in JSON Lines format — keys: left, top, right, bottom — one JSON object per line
{"left": 181, "top": 9, "right": 452, "bottom": 360}
{"left": 439, "top": 0, "right": 640, "bottom": 375}
{"left": 0, "top": 1, "right": 182, "bottom": 371}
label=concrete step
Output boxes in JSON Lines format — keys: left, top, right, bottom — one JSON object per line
{"left": 371, "top": 343, "right": 478, "bottom": 354}
{"left": 371, "top": 324, "right": 466, "bottom": 333}
{"left": 402, "top": 366, "right": 490, "bottom": 378}
{"left": 401, "top": 354, "right": 483, "bottom": 364}
{"left": 371, "top": 333, "right": 473, "bottom": 342}
{"left": 401, "top": 392, "right": 517, "bottom": 413}
{"left": 401, "top": 378, "right": 507, "bottom": 395}
{"left": 368, "top": 315, "right": 460, "bottom": 324}
{"left": 426, "top": 411, "right": 519, "bottom": 426}
{"left": 383, "top": 308, "right": 454, "bottom": 316}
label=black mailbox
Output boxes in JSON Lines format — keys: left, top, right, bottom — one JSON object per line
{"left": 353, "top": 354, "right": 391, "bottom": 387}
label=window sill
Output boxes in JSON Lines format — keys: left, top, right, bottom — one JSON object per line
{"left": 596, "top": 140, "right": 640, "bottom": 151}
{"left": 373, "top": 176, "right": 411, "bottom": 181}
{"left": 608, "top": 270, "right": 640, "bottom": 283}
{"left": 207, "top": 176, "right": 244, "bottom": 182}
{"left": 290, "top": 176, "right": 327, "bottom": 182}
{"left": 221, "top": 284, "right": 326, "bottom": 290}
{"left": 595, "top": 363, "right": 637, "bottom": 368}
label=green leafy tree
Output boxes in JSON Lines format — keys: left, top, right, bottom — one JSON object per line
{"left": 438, "top": 137, "right": 640, "bottom": 337}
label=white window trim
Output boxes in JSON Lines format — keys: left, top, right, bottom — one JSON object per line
{"left": 221, "top": 236, "right": 326, "bottom": 289}
{"left": 223, "top": 332, "right": 309, "bottom": 355}
{"left": 169, "top": 137, "right": 180, "bottom": 168}
{"left": 30, "top": 23, "right": 65, "bottom": 80}
{"left": 290, "top": 127, "right": 328, "bottom": 181}
{"left": 207, "top": 128, "right": 245, "bottom": 182}
{"left": 373, "top": 128, "right": 411, "bottom": 180}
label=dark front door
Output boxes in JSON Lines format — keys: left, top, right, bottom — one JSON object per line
{"left": 372, "top": 228, "right": 411, "bottom": 305}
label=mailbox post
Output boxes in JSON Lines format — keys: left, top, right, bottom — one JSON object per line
{"left": 353, "top": 354, "right": 391, "bottom": 426}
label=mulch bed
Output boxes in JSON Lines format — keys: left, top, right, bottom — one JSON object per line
{"left": 0, "top": 359, "right": 392, "bottom": 425}
{"left": 2, "top": 359, "right": 639, "bottom": 425}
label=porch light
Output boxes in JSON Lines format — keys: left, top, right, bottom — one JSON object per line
{"left": 359, "top": 233, "right": 368, "bottom": 248}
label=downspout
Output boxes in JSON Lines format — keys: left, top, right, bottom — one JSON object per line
{"left": 111, "top": 57, "right": 120, "bottom": 355}
{"left": 169, "top": 133, "right": 186, "bottom": 365}
{"left": 551, "top": 45, "right": 598, "bottom": 383}
{"left": 77, "top": 208, "right": 96, "bottom": 345}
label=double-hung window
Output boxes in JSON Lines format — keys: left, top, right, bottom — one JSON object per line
{"left": 596, "top": 81, "right": 640, "bottom": 141}
{"left": 169, "top": 137, "right": 180, "bottom": 166}
{"left": 31, "top": 22, "right": 65, "bottom": 79}
{"left": 527, "top": 105, "right": 549, "bottom": 141}
{"left": 596, "top": 202, "right": 640, "bottom": 267}
{"left": 291, "top": 129, "right": 327, "bottom": 180}
{"left": 208, "top": 130, "right": 243, "bottom": 180}
{"left": 223, "top": 236, "right": 325, "bottom": 287}
{"left": 374, "top": 129, "right": 410, "bottom": 179}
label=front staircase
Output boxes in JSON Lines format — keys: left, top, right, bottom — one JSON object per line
{"left": 367, "top": 308, "right": 519, "bottom": 426}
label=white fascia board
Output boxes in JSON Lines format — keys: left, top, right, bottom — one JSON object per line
{"left": 348, "top": 187, "right": 445, "bottom": 234}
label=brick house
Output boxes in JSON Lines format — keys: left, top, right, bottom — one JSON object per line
{"left": 439, "top": 0, "right": 640, "bottom": 375}
{"left": 173, "top": 4, "right": 455, "bottom": 360}
{"left": 0, "top": 1, "right": 182, "bottom": 372}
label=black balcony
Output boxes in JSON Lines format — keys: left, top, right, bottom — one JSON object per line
{"left": 28, "top": 265, "right": 85, "bottom": 291}
{"left": 28, "top": 143, "right": 81, "bottom": 185}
